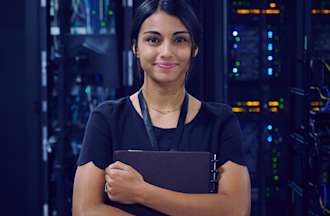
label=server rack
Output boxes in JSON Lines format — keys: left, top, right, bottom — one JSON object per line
{"left": 288, "top": 0, "right": 330, "bottom": 215}
{"left": 227, "top": 1, "right": 289, "bottom": 215}
{"left": 43, "top": 1, "right": 133, "bottom": 215}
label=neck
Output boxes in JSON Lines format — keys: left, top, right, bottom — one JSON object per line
{"left": 142, "top": 82, "right": 186, "bottom": 113}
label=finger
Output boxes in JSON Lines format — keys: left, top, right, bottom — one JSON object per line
{"left": 105, "top": 161, "right": 123, "bottom": 172}
{"left": 107, "top": 193, "right": 117, "bottom": 202}
{"left": 105, "top": 164, "right": 122, "bottom": 175}
{"left": 105, "top": 174, "right": 110, "bottom": 183}
{"left": 106, "top": 169, "right": 129, "bottom": 180}
{"left": 108, "top": 161, "right": 131, "bottom": 171}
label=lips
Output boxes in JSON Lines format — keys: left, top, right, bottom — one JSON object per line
{"left": 156, "top": 63, "right": 178, "bottom": 69}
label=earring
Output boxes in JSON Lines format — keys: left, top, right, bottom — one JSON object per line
{"left": 193, "top": 48, "right": 199, "bottom": 57}
{"left": 133, "top": 47, "right": 139, "bottom": 58}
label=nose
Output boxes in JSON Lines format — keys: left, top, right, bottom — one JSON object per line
{"left": 159, "top": 41, "right": 173, "bottom": 59}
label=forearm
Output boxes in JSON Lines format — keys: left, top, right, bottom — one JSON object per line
{"left": 140, "top": 183, "right": 248, "bottom": 216}
{"left": 74, "top": 203, "right": 134, "bottom": 216}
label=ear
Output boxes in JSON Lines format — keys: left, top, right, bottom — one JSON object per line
{"left": 193, "top": 47, "right": 199, "bottom": 57}
{"left": 132, "top": 41, "right": 139, "bottom": 57}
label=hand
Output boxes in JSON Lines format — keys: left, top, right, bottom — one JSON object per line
{"left": 105, "top": 161, "right": 146, "bottom": 204}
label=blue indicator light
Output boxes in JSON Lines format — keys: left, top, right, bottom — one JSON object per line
{"left": 233, "top": 44, "right": 238, "bottom": 49}
{"left": 268, "top": 43, "right": 273, "bottom": 51}
{"left": 85, "top": 86, "right": 92, "bottom": 94}
{"left": 267, "top": 125, "right": 273, "bottom": 130}
{"left": 232, "top": 68, "right": 238, "bottom": 73}
{"left": 232, "top": 31, "right": 238, "bottom": 37}
{"left": 268, "top": 31, "right": 273, "bottom": 38}
{"left": 267, "top": 68, "right": 273, "bottom": 76}
{"left": 267, "top": 136, "right": 273, "bottom": 142}
{"left": 268, "top": 56, "right": 273, "bottom": 61}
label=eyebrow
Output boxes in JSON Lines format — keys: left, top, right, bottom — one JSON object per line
{"left": 143, "top": 31, "right": 190, "bottom": 36}
{"left": 174, "top": 31, "right": 190, "bottom": 36}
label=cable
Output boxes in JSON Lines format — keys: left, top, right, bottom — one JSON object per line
{"left": 321, "top": 59, "right": 330, "bottom": 73}
{"left": 320, "top": 195, "right": 330, "bottom": 215}
{"left": 321, "top": 86, "right": 330, "bottom": 111}
{"left": 310, "top": 86, "right": 330, "bottom": 100}
{"left": 310, "top": 112, "right": 330, "bottom": 215}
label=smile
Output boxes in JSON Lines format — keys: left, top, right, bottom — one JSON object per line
{"left": 156, "top": 63, "right": 177, "bottom": 69}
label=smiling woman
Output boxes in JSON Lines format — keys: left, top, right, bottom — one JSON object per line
{"left": 72, "top": 0, "right": 251, "bottom": 216}
{"left": 136, "top": 10, "right": 193, "bottom": 92}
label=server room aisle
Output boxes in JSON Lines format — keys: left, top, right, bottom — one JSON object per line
{"left": 1, "top": 0, "right": 329, "bottom": 216}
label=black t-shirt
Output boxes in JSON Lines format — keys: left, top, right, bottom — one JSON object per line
{"left": 77, "top": 96, "right": 246, "bottom": 169}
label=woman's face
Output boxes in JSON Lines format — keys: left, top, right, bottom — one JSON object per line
{"left": 136, "top": 10, "right": 193, "bottom": 85}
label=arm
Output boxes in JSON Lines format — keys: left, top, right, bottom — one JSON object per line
{"left": 106, "top": 160, "right": 251, "bottom": 216}
{"left": 72, "top": 162, "right": 134, "bottom": 216}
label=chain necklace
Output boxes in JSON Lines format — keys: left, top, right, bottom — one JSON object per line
{"left": 149, "top": 106, "right": 181, "bottom": 114}
{"left": 143, "top": 89, "right": 186, "bottom": 115}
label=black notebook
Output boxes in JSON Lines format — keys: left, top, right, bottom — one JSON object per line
{"left": 109, "top": 150, "right": 218, "bottom": 216}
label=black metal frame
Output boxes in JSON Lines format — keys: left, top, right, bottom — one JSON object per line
{"left": 288, "top": 0, "right": 313, "bottom": 215}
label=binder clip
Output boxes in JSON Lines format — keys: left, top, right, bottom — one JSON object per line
{"left": 209, "top": 154, "right": 219, "bottom": 193}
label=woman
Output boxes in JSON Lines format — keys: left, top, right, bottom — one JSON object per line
{"left": 73, "top": 0, "right": 251, "bottom": 215}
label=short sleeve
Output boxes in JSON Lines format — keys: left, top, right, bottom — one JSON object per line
{"left": 77, "top": 110, "right": 113, "bottom": 169}
{"left": 217, "top": 111, "right": 246, "bottom": 168}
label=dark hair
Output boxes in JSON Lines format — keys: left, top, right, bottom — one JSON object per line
{"left": 131, "top": 0, "right": 202, "bottom": 52}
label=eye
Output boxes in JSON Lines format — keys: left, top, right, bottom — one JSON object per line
{"left": 146, "top": 37, "right": 161, "bottom": 45}
{"left": 175, "top": 37, "right": 189, "bottom": 45}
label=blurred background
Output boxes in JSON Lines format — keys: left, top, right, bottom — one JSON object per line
{"left": 0, "top": 0, "right": 330, "bottom": 215}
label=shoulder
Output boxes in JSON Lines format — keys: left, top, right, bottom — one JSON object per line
{"left": 92, "top": 96, "right": 130, "bottom": 119}
{"left": 202, "top": 102, "right": 235, "bottom": 120}
{"left": 90, "top": 97, "right": 129, "bottom": 124}
{"left": 88, "top": 97, "right": 132, "bottom": 130}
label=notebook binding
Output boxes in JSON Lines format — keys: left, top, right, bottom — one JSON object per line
{"left": 209, "top": 154, "right": 219, "bottom": 193}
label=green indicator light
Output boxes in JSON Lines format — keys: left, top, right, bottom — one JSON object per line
{"left": 108, "top": 10, "right": 113, "bottom": 16}
{"left": 272, "top": 157, "right": 278, "bottom": 163}
{"left": 279, "top": 98, "right": 284, "bottom": 102}
{"left": 235, "top": 37, "right": 241, "bottom": 42}
{"left": 273, "top": 163, "right": 277, "bottom": 169}
{"left": 273, "top": 175, "right": 279, "bottom": 181}
{"left": 85, "top": 86, "right": 92, "bottom": 94}
{"left": 92, "top": 10, "right": 96, "bottom": 15}
{"left": 279, "top": 104, "right": 284, "bottom": 109}
{"left": 235, "top": 61, "right": 241, "bottom": 66}
{"left": 101, "top": 21, "right": 106, "bottom": 27}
